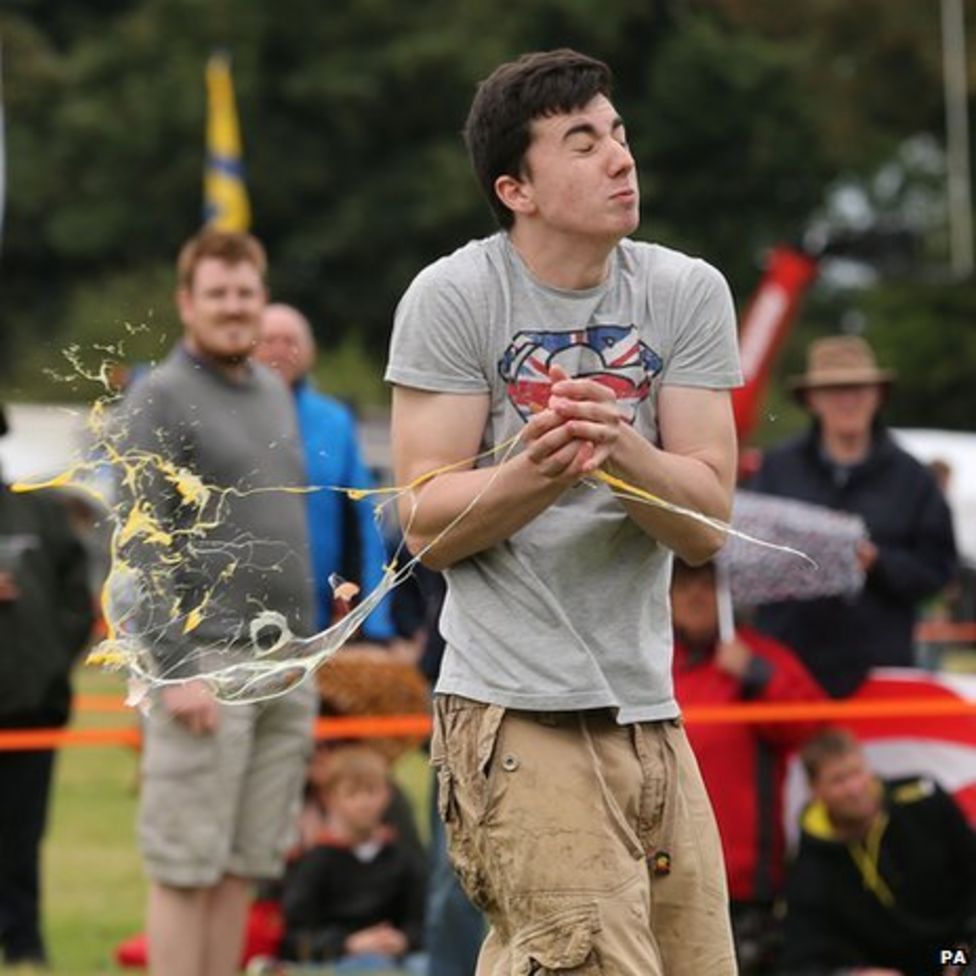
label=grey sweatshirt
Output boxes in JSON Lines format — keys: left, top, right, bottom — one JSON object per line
{"left": 117, "top": 345, "right": 314, "bottom": 678}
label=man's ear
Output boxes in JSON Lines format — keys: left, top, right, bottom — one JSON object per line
{"left": 494, "top": 173, "right": 536, "bottom": 218}
{"left": 175, "top": 288, "right": 193, "bottom": 327}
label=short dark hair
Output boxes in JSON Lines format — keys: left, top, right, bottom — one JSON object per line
{"left": 801, "top": 727, "right": 861, "bottom": 783}
{"left": 176, "top": 229, "right": 268, "bottom": 291}
{"left": 463, "top": 49, "right": 613, "bottom": 229}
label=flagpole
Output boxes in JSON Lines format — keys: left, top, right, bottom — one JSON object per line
{"left": 716, "top": 562, "right": 736, "bottom": 644}
{"left": 941, "top": 0, "right": 974, "bottom": 277}
{"left": 0, "top": 40, "right": 7, "bottom": 257}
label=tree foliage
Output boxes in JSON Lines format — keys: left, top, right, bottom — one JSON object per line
{"left": 1, "top": 0, "right": 973, "bottom": 426}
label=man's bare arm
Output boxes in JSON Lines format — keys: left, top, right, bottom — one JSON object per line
{"left": 391, "top": 376, "right": 604, "bottom": 571}
{"left": 550, "top": 379, "right": 737, "bottom": 564}
{"left": 611, "top": 386, "right": 736, "bottom": 563}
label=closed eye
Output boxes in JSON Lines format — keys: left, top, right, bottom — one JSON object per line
{"left": 567, "top": 135, "right": 596, "bottom": 153}
{"left": 612, "top": 118, "right": 629, "bottom": 148}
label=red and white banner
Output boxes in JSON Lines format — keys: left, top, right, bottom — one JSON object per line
{"left": 732, "top": 246, "right": 819, "bottom": 444}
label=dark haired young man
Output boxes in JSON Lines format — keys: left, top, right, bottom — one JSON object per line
{"left": 386, "top": 50, "right": 742, "bottom": 973}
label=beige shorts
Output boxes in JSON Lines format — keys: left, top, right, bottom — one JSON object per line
{"left": 139, "top": 681, "right": 316, "bottom": 887}
{"left": 431, "top": 695, "right": 737, "bottom": 976}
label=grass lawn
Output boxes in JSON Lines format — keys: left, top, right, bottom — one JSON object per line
{"left": 43, "top": 669, "right": 143, "bottom": 974}
{"left": 40, "top": 668, "right": 430, "bottom": 975}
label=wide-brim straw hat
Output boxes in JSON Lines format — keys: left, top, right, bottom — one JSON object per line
{"left": 788, "top": 335, "right": 895, "bottom": 399}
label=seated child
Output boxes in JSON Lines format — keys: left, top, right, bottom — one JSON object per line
{"left": 279, "top": 744, "right": 426, "bottom": 970}
{"left": 293, "top": 740, "right": 425, "bottom": 868}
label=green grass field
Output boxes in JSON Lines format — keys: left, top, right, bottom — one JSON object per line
{"left": 38, "top": 668, "right": 430, "bottom": 975}
{"left": 42, "top": 670, "right": 143, "bottom": 974}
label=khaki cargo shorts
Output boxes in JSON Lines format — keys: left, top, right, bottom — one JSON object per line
{"left": 139, "top": 681, "right": 316, "bottom": 887}
{"left": 431, "top": 695, "right": 737, "bottom": 976}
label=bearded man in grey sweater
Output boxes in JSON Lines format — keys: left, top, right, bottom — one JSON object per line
{"left": 121, "top": 230, "right": 316, "bottom": 976}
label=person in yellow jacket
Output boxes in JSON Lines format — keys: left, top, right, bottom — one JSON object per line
{"left": 782, "top": 728, "right": 976, "bottom": 976}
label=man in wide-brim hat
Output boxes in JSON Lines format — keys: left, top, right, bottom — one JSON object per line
{"left": 748, "top": 335, "right": 957, "bottom": 697}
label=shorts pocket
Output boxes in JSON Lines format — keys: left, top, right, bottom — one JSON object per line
{"left": 435, "top": 762, "right": 495, "bottom": 913}
{"left": 139, "top": 720, "right": 223, "bottom": 876}
{"left": 511, "top": 903, "right": 603, "bottom": 975}
{"left": 266, "top": 734, "right": 314, "bottom": 866}
{"left": 434, "top": 762, "right": 456, "bottom": 824}
{"left": 142, "top": 719, "right": 218, "bottom": 779}
{"left": 441, "top": 699, "right": 505, "bottom": 819}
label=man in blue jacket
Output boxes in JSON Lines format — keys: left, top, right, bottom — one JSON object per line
{"left": 750, "top": 335, "right": 956, "bottom": 696}
{"left": 257, "top": 303, "right": 395, "bottom": 642}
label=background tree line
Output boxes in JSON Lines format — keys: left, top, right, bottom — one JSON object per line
{"left": 2, "top": 0, "right": 975, "bottom": 441}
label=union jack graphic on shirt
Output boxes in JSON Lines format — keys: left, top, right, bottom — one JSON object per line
{"left": 498, "top": 324, "right": 663, "bottom": 424}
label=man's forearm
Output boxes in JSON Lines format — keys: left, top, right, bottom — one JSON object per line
{"left": 400, "top": 452, "right": 568, "bottom": 570}
{"left": 607, "top": 424, "right": 733, "bottom": 564}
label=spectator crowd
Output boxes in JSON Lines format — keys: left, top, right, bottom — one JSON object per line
{"left": 1, "top": 45, "right": 974, "bottom": 976}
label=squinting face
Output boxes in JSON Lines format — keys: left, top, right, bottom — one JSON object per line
{"left": 812, "top": 749, "right": 881, "bottom": 827}
{"left": 255, "top": 306, "right": 314, "bottom": 386}
{"left": 508, "top": 94, "right": 640, "bottom": 242}
{"left": 178, "top": 258, "right": 266, "bottom": 363}
{"left": 805, "top": 384, "right": 882, "bottom": 441}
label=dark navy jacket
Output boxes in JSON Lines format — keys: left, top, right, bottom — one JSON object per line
{"left": 782, "top": 777, "right": 976, "bottom": 976}
{"left": 750, "top": 424, "right": 956, "bottom": 696}
{"left": 280, "top": 825, "right": 426, "bottom": 963}
{"left": 0, "top": 487, "right": 92, "bottom": 727}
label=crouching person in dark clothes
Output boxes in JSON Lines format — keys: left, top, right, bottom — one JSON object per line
{"left": 781, "top": 728, "right": 976, "bottom": 976}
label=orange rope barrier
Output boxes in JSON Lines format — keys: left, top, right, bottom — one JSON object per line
{"left": 3, "top": 697, "right": 976, "bottom": 751}
{"left": 0, "top": 727, "right": 143, "bottom": 750}
{"left": 0, "top": 715, "right": 436, "bottom": 752}
{"left": 914, "top": 620, "right": 976, "bottom": 643}
{"left": 313, "top": 715, "right": 432, "bottom": 739}
{"left": 683, "top": 697, "right": 976, "bottom": 725}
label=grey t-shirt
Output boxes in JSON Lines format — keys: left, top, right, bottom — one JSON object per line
{"left": 385, "top": 233, "right": 741, "bottom": 722}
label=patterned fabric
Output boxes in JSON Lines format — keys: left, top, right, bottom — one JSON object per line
{"left": 719, "top": 490, "right": 866, "bottom": 607}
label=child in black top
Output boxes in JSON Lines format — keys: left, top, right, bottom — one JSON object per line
{"left": 279, "top": 744, "right": 426, "bottom": 969}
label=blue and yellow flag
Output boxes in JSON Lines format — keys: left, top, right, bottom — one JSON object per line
{"left": 203, "top": 50, "right": 251, "bottom": 231}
